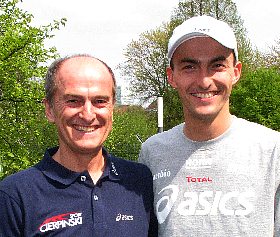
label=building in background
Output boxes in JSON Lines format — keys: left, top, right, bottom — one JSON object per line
{"left": 116, "top": 86, "right": 122, "bottom": 105}
{"left": 116, "top": 85, "right": 136, "bottom": 105}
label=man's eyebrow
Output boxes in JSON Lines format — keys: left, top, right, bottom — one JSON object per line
{"left": 63, "top": 94, "right": 111, "bottom": 100}
{"left": 63, "top": 94, "right": 82, "bottom": 99}
{"left": 180, "top": 56, "right": 228, "bottom": 65}
{"left": 180, "top": 57, "right": 199, "bottom": 64}
{"left": 210, "top": 56, "right": 227, "bottom": 64}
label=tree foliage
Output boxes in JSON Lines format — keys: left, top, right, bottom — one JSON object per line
{"left": 105, "top": 106, "right": 157, "bottom": 161}
{"left": 119, "top": 23, "right": 172, "bottom": 102}
{"left": 0, "top": 0, "right": 66, "bottom": 179}
{"left": 230, "top": 68, "right": 280, "bottom": 131}
{"left": 258, "top": 38, "right": 280, "bottom": 70}
{"left": 270, "top": 38, "right": 280, "bottom": 68}
{"left": 163, "top": 89, "right": 184, "bottom": 130}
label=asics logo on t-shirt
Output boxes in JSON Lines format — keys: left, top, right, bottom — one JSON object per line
{"left": 115, "top": 213, "right": 134, "bottom": 222}
{"left": 156, "top": 185, "right": 255, "bottom": 224}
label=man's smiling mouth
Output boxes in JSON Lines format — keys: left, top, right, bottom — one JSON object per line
{"left": 191, "top": 92, "right": 219, "bottom": 99}
{"left": 73, "top": 125, "right": 96, "bottom": 132}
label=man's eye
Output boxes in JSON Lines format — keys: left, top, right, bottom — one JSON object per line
{"left": 66, "top": 99, "right": 81, "bottom": 106}
{"left": 95, "top": 99, "right": 107, "bottom": 104}
{"left": 214, "top": 63, "right": 226, "bottom": 68}
{"left": 67, "top": 99, "right": 78, "bottom": 103}
{"left": 183, "top": 65, "right": 195, "bottom": 70}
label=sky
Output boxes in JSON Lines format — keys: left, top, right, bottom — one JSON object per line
{"left": 19, "top": 0, "right": 280, "bottom": 91}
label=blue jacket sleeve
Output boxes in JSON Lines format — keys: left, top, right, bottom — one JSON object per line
{"left": 148, "top": 207, "right": 158, "bottom": 237}
{"left": 0, "top": 190, "right": 22, "bottom": 236}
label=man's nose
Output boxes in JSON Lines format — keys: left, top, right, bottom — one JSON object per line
{"left": 197, "top": 69, "right": 212, "bottom": 90}
{"left": 79, "top": 101, "right": 96, "bottom": 122}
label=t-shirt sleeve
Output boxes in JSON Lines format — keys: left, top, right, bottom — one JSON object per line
{"left": 138, "top": 143, "right": 149, "bottom": 167}
{"left": 274, "top": 140, "right": 280, "bottom": 236}
{"left": 0, "top": 190, "right": 22, "bottom": 236}
{"left": 148, "top": 208, "right": 158, "bottom": 237}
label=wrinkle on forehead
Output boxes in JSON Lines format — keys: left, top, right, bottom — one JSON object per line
{"left": 62, "top": 78, "right": 113, "bottom": 98}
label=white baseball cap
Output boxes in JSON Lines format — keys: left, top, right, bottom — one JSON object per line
{"left": 168, "top": 15, "right": 238, "bottom": 63}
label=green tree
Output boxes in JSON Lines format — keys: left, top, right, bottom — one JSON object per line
{"left": 0, "top": 0, "right": 66, "bottom": 179}
{"left": 120, "top": 0, "right": 254, "bottom": 130}
{"left": 230, "top": 68, "right": 280, "bottom": 131}
{"left": 104, "top": 106, "right": 157, "bottom": 161}
{"left": 261, "top": 38, "right": 280, "bottom": 70}
{"left": 270, "top": 38, "right": 280, "bottom": 69}
{"left": 119, "top": 23, "right": 172, "bottom": 102}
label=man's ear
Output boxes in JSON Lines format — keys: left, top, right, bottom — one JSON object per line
{"left": 166, "top": 67, "right": 177, "bottom": 89}
{"left": 43, "top": 98, "right": 55, "bottom": 123}
{"left": 232, "top": 61, "right": 242, "bottom": 85}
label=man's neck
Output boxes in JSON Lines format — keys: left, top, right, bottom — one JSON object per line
{"left": 184, "top": 113, "right": 232, "bottom": 141}
{"left": 53, "top": 147, "right": 105, "bottom": 184}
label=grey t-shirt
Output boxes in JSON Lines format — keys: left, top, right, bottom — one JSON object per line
{"left": 139, "top": 116, "right": 280, "bottom": 236}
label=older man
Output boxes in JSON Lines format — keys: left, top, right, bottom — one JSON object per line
{"left": 0, "top": 55, "right": 157, "bottom": 236}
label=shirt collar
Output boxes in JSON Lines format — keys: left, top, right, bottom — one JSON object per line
{"left": 104, "top": 150, "right": 121, "bottom": 181}
{"left": 36, "top": 147, "right": 121, "bottom": 186}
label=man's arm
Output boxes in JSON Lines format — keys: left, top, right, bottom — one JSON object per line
{"left": 139, "top": 143, "right": 158, "bottom": 236}
{"left": 0, "top": 190, "right": 22, "bottom": 236}
{"left": 148, "top": 207, "right": 158, "bottom": 237}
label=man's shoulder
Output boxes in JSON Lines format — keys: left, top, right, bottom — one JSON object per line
{"left": 0, "top": 166, "right": 39, "bottom": 195}
{"left": 235, "top": 117, "right": 280, "bottom": 137}
{"left": 109, "top": 154, "right": 152, "bottom": 179}
{"left": 231, "top": 117, "right": 280, "bottom": 150}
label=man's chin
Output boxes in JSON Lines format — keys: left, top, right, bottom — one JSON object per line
{"left": 191, "top": 110, "right": 220, "bottom": 122}
{"left": 70, "top": 144, "right": 102, "bottom": 156}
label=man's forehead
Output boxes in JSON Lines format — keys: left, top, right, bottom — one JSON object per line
{"left": 174, "top": 38, "right": 233, "bottom": 57}
{"left": 56, "top": 60, "right": 110, "bottom": 83}
{"left": 59, "top": 57, "right": 104, "bottom": 73}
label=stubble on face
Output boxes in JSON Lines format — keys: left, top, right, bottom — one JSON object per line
{"left": 168, "top": 37, "right": 241, "bottom": 139}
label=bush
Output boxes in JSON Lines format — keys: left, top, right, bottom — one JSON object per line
{"left": 230, "top": 68, "right": 280, "bottom": 131}
{"left": 105, "top": 105, "right": 157, "bottom": 161}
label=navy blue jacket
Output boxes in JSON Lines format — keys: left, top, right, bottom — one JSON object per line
{"left": 0, "top": 147, "right": 158, "bottom": 236}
